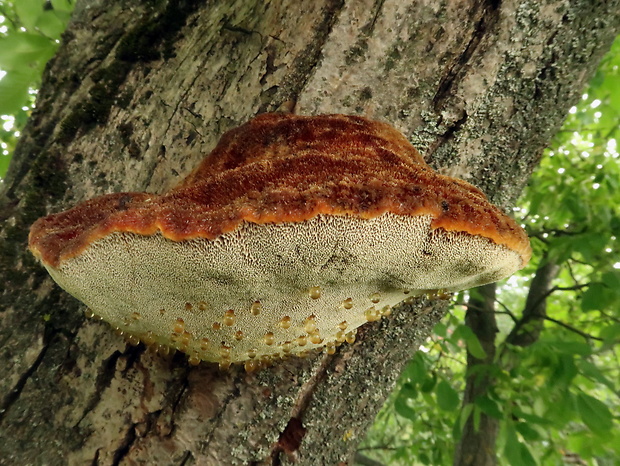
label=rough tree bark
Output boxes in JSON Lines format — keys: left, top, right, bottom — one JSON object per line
{"left": 0, "top": 0, "right": 618, "bottom": 464}
{"left": 456, "top": 283, "right": 499, "bottom": 466}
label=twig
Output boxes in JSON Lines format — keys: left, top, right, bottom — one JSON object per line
{"left": 543, "top": 316, "right": 603, "bottom": 341}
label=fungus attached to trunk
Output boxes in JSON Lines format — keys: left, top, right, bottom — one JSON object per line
{"left": 29, "top": 113, "right": 530, "bottom": 370}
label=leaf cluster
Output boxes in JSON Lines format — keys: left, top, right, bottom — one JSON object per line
{"left": 0, "top": 0, "right": 74, "bottom": 178}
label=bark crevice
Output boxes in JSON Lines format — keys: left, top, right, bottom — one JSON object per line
{"left": 0, "top": 342, "right": 49, "bottom": 425}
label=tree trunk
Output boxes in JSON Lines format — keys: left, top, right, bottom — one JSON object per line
{"left": 455, "top": 284, "right": 499, "bottom": 466}
{"left": 1, "top": 0, "right": 618, "bottom": 464}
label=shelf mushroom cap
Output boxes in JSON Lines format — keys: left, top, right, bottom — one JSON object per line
{"left": 29, "top": 113, "right": 531, "bottom": 368}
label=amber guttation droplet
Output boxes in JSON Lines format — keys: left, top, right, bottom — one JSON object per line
{"left": 158, "top": 344, "right": 170, "bottom": 356}
{"left": 188, "top": 354, "right": 201, "bottom": 366}
{"left": 345, "top": 331, "right": 356, "bottom": 344}
{"left": 309, "top": 286, "right": 321, "bottom": 299}
{"left": 250, "top": 301, "right": 262, "bottom": 316}
{"left": 244, "top": 360, "right": 259, "bottom": 372}
{"left": 326, "top": 341, "right": 336, "bottom": 355}
{"left": 114, "top": 327, "right": 124, "bottom": 336}
{"left": 212, "top": 322, "right": 221, "bottom": 330}
{"left": 264, "top": 332, "right": 275, "bottom": 346}
{"left": 342, "top": 298, "right": 353, "bottom": 309}
{"left": 303, "top": 315, "right": 317, "bottom": 333}
{"left": 298, "top": 350, "right": 309, "bottom": 358}
{"left": 84, "top": 309, "right": 95, "bottom": 318}
{"left": 369, "top": 292, "right": 381, "bottom": 304}
{"left": 173, "top": 318, "right": 185, "bottom": 334}
{"left": 335, "top": 330, "right": 346, "bottom": 343}
{"left": 219, "top": 360, "right": 231, "bottom": 370}
{"left": 364, "top": 307, "right": 381, "bottom": 322}
{"left": 247, "top": 348, "right": 258, "bottom": 359}
{"left": 338, "top": 321, "right": 348, "bottom": 330}
{"left": 180, "top": 331, "right": 191, "bottom": 347}
{"left": 131, "top": 311, "right": 141, "bottom": 321}
{"left": 223, "top": 309, "right": 236, "bottom": 326}
{"left": 198, "top": 301, "right": 208, "bottom": 311}
{"left": 200, "top": 338, "right": 209, "bottom": 350}
{"left": 309, "top": 333, "right": 323, "bottom": 345}
{"left": 296, "top": 335, "right": 308, "bottom": 346}
{"left": 234, "top": 330, "right": 244, "bottom": 341}
{"left": 220, "top": 345, "right": 231, "bottom": 358}
{"left": 185, "top": 302, "right": 193, "bottom": 311}
{"left": 126, "top": 333, "right": 140, "bottom": 346}
{"left": 143, "top": 331, "right": 155, "bottom": 346}
{"left": 380, "top": 305, "right": 392, "bottom": 317}
{"left": 282, "top": 341, "right": 293, "bottom": 353}
{"left": 279, "top": 316, "right": 292, "bottom": 329}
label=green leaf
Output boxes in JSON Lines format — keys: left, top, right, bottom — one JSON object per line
{"left": 550, "top": 354, "right": 579, "bottom": 387}
{"left": 544, "top": 389, "right": 577, "bottom": 426}
{"left": 475, "top": 395, "right": 503, "bottom": 419}
{"left": 458, "top": 403, "right": 474, "bottom": 432}
{"left": 581, "top": 282, "right": 613, "bottom": 312}
{"left": 0, "top": 154, "right": 11, "bottom": 180}
{"left": 504, "top": 422, "right": 537, "bottom": 466}
{"left": 455, "top": 325, "right": 487, "bottom": 359}
{"left": 35, "top": 10, "right": 66, "bottom": 40}
{"left": 513, "top": 408, "right": 552, "bottom": 426}
{"left": 572, "top": 232, "right": 607, "bottom": 262}
{"left": 14, "top": 0, "right": 45, "bottom": 30}
{"left": 577, "top": 360, "right": 616, "bottom": 391}
{"left": 436, "top": 380, "right": 459, "bottom": 411}
{"left": 420, "top": 374, "right": 436, "bottom": 393}
{"left": 399, "top": 382, "right": 417, "bottom": 401}
{"left": 545, "top": 340, "right": 592, "bottom": 356}
{"left": 602, "top": 270, "right": 620, "bottom": 289}
{"left": 516, "top": 422, "right": 541, "bottom": 441}
{"left": 0, "top": 33, "right": 57, "bottom": 70}
{"left": 433, "top": 322, "right": 447, "bottom": 338}
{"left": 576, "top": 393, "right": 613, "bottom": 435}
{"left": 51, "top": 0, "right": 75, "bottom": 13}
{"left": 599, "top": 323, "right": 620, "bottom": 344}
{"left": 408, "top": 353, "right": 427, "bottom": 382}
{"left": 394, "top": 397, "right": 416, "bottom": 421}
{"left": 0, "top": 71, "right": 31, "bottom": 114}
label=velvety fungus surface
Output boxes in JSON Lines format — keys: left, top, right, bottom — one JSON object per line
{"left": 29, "top": 113, "right": 531, "bottom": 369}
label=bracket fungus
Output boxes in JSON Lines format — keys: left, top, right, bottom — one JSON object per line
{"left": 29, "top": 113, "right": 531, "bottom": 370}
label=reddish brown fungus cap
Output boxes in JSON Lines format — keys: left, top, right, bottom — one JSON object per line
{"left": 28, "top": 113, "right": 531, "bottom": 366}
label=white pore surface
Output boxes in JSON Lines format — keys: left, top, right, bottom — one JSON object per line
{"left": 47, "top": 213, "right": 522, "bottom": 363}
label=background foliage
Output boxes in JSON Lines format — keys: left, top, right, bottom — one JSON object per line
{"left": 0, "top": 0, "right": 74, "bottom": 180}
{"left": 1, "top": 3, "right": 618, "bottom": 464}
{"left": 361, "top": 37, "right": 620, "bottom": 465}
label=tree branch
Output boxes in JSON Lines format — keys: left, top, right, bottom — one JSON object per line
{"left": 506, "top": 257, "right": 561, "bottom": 347}
{"left": 543, "top": 316, "right": 603, "bottom": 341}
